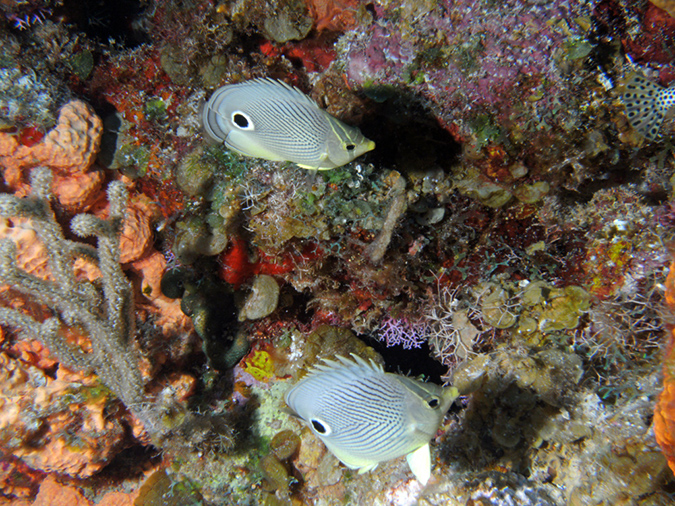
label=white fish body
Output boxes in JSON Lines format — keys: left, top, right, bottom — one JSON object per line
{"left": 202, "top": 78, "right": 375, "bottom": 170}
{"left": 622, "top": 73, "right": 675, "bottom": 140}
{"left": 284, "top": 354, "right": 459, "bottom": 484}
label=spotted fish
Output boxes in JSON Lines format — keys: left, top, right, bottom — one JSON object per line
{"left": 283, "top": 354, "right": 459, "bottom": 484}
{"left": 202, "top": 78, "right": 375, "bottom": 170}
{"left": 622, "top": 73, "right": 675, "bottom": 141}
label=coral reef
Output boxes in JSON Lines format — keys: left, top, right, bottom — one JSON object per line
{"left": 1, "top": 0, "right": 675, "bottom": 504}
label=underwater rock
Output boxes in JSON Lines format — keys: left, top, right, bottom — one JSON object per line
{"left": 159, "top": 44, "right": 192, "bottom": 86}
{"left": 134, "top": 469, "right": 204, "bottom": 506}
{"left": 271, "top": 430, "right": 301, "bottom": 460}
{"left": 161, "top": 268, "right": 247, "bottom": 370}
{"left": 262, "top": 0, "right": 313, "bottom": 43}
{"left": 521, "top": 282, "right": 591, "bottom": 334}
{"left": 513, "top": 181, "right": 550, "bottom": 204}
{"left": 174, "top": 216, "right": 229, "bottom": 264}
{"left": 496, "top": 347, "right": 583, "bottom": 407}
{"left": 239, "top": 274, "right": 280, "bottom": 321}
{"left": 366, "top": 171, "right": 407, "bottom": 263}
{"left": 478, "top": 282, "right": 518, "bottom": 329}
{"left": 261, "top": 453, "right": 292, "bottom": 492}
{"left": 451, "top": 353, "right": 490, "bottom": 395}
{"left": 422, "top": 470, "right": 564, "bottom": 506}
{"left": 175, "top": 147, "right": 215, "bottom": 197}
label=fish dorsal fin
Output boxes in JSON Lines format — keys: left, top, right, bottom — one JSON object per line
{"left": 312, "top": 353, "right": 384, "bottom": 375}
{"left": 406, "top": 443, "right": 431, "bottom": 485}
{"left": 299, "top": 353, "right": 384, "bottom": 385}
{"left": 248, "top": 77, "right": 321, "bottom": 109}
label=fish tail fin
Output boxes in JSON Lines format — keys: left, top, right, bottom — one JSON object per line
{"left": 622, "top": 74, "right": 668, "bottom": 141}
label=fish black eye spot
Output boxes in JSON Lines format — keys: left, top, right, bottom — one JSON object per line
{"left": 311, "top": 419, "right": 327, "bottom": 433}
{"left": 346, "top": 144, "right": 356, "bottom": 151}
{"left": 233, "top": 113, "right": 248, "bottom": 128}
{"left": 232, "top": 111, "right": 254, "bottom": 130}
{"left": 427, "top": 398, "right": 440, "bottom": 408}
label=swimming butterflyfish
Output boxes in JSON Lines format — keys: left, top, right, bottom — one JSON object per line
{"left": 622, "top": 73, "right": 675, "bottom": 141}
{"left": 283, "top": 354, "right": 459, "bottom": 485}
{"left": 202, "top": 78, "right": 375, "bottom": 170}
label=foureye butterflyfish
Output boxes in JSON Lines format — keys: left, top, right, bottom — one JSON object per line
{"left": 283, "top": 354, "right": 459, "bottom": 485}
{"left": 202, "top": 78, "right": 375, "bottom": 170}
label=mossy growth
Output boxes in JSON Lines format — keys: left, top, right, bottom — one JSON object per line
{"left": 469, "top": 114, "right": 503, "bottom": 149}
{"left": 135, "top": 469, "right": 204, "bottom": 506}
{"left": 206, "top": 144, "right": 249, "bottom": 181}
{"left": 144, "top": 97, "right": 168, "bottom": 123}
{"left": 66, "top": 50, "right": 94, "bottom": 80}
{"left": 116, "top": 143, "right": 151, "bottom": 176}
{"left": 449, "top": 33, "right": 486, "bottom": 73}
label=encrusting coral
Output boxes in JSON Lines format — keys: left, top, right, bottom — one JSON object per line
{"left": 655, "top": 259, "right": 675, "bottom": 474}
{"left": 0, "top": 350, "right": 127, "bottom": 478}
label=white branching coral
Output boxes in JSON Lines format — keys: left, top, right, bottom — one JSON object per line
{"left": 425, "top": 285, "right": 485, "bottom": 366}
{"left": 0, "top": 167, "right": 146, "bottom": 416}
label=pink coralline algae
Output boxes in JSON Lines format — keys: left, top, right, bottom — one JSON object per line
{"left": 344, "top": 0, "right": 588, "bottom": 142}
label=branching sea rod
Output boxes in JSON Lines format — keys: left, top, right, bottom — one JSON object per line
{"left": 0, "top": 167, "right": 150, "bottom": 427}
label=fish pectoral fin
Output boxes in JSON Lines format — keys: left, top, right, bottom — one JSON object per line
{"left": 406, "top": 444, "right": 431, "bottom": 485}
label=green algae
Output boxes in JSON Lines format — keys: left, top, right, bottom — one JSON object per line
{"left": 135, "top": 469, "right": 204, "bottom": 506}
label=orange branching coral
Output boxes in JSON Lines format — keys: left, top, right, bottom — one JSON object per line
{"left": 119, "top": 196, "right": 157, "bottom": 264}
{"left": 655, "top": 259, "right": 675, "bottom": 474}
{"left": 6, "top": 473, "right": 141, "bottom": 505}
{"left": 0, "top": 100, "right": 104, "bottom": 212}
{"left": 0, "top": 352, "right": 127, "bottom": 478}
{"left": 10, "top": 338, "right": 59, "bottom": 371}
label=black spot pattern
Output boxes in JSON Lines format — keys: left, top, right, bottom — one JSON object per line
{"left": 622, "top": 74, "right": 675, "bottom": 141}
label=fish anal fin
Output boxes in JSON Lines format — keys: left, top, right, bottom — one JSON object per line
{"left": 356, "top": 463, "right": 378, "bottom": 474}
{"left": 406, "top": 444, "right": 431, "bottom": 485}
{"left": 297, "top": 152, "right": 331, "bottom": 171}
